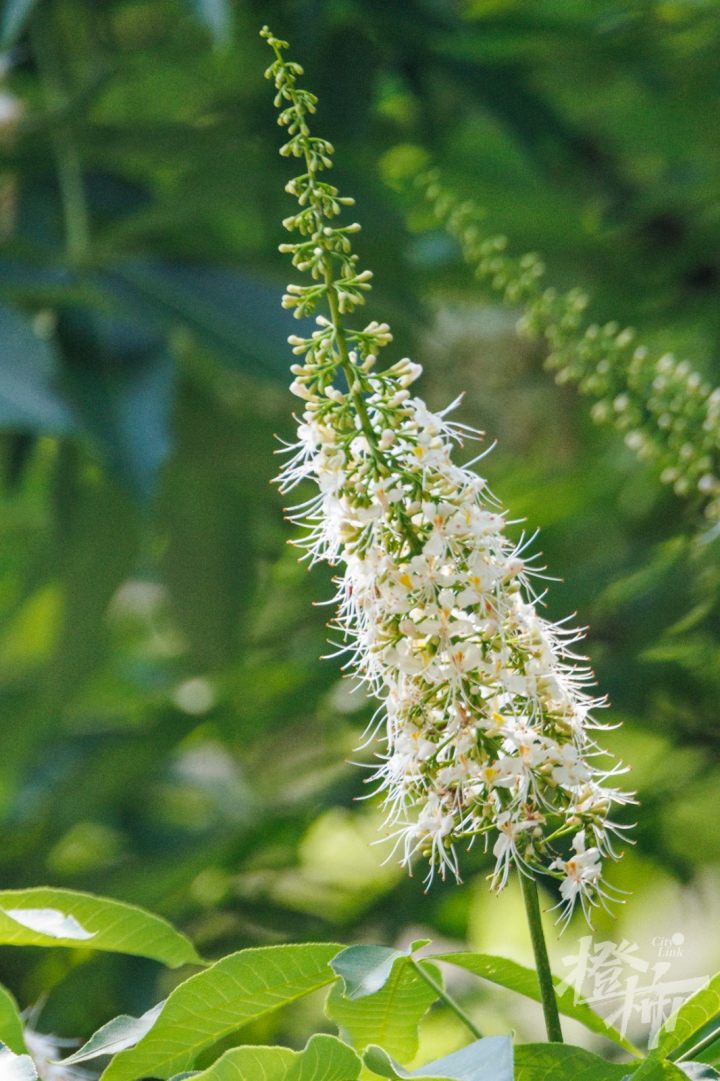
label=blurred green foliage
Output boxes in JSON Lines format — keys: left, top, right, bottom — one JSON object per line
{"left": 0, "top": 0, "right": 718, "bottom": 1060}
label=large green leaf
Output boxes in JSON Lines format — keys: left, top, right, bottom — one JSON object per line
{"left": 0, "top": 984, "right": 25, "bottom": 1055}
{"left": 326, "top": 952, "right": 441, "bottom": 1062}
{"left": 431, "top": 952, "right": 639, "bottom": 1055}
{"left": 190, "top": 1035, "right": 360, "bottom": 1081}
{"left": 0, "top": 888, "right": 201, "bottom": 966}
{"left": 514, "top": 1043, "right": 629, "bottom": 1080}
{"left": 101, "top": 944, "right": 342, "bottom": 1081}
{"left": 0, "top": 1044, "right": 38, "bottom": 1081}
{"left": 365, "top": 1037, "right": 513, "bottom": 1081}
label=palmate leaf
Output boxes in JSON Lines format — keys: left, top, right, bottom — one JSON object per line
{"left": 0, "top": 984, "right": 26, "bottom": 1055}
{"left": 430, "top": 952, "right": 639, "bottom": 1055}
{"left": 365, "top": 1037, "right": 513, "bottom": 1081}
{"left": 100, "top": 944, "right": 343, "bottom": 1081}
{"left": 0, "top": 888, "right": 201, "bottom": 966}
{"left": 0, "top": 1043, "right": 38, "bottom": 1081}
{"left": 326, "top": 949, "right": 440, "bottom": 1062}
{"left": 187, "top": 1034, "right": 360, "bottom": 1081}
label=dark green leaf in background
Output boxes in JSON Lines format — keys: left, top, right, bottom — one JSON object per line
{"left": 0, "top": 305, "right": 75, "bottom": 435}
{"left": 0, "top": 0, "right": 42, "bottom": 49}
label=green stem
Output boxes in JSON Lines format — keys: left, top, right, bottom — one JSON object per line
{"left": 410, "top": 958, "right": 484, "bottom": 1041}
{"left": 520, "top": 873, "right": 564, "bottom": 1043}
{"left": 31, "top": 7, "right": 90, "bottom": 263}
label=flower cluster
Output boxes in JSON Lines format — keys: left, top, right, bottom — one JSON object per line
{"left": 264, "top": 29, "right": 631, "bottom": 923}
{"left": 423, "top": 175, "right": 720, "bottom": 524}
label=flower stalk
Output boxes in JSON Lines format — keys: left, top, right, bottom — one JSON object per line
{"left": 263, "top": 27, "right": 632, "bottom": 926}
{"left": 520, "top": 874, "right": 564, "bottom": 1043}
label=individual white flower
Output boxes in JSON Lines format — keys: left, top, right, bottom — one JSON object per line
{"left": 550, "top": 831, "right": 606, "bottom": 926}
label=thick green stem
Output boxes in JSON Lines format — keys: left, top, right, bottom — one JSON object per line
{"left": 410, "top": 958, "right": 484, "bottom": 1041}
{"left": 520, "top": 873, "right": 564, "bottom": 1043}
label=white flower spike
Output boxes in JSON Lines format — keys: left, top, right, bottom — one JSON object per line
{"left": 263, "top": 27, "right": 633, "bottom": 925}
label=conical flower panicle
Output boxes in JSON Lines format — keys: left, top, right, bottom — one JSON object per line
{"left": 263, "top": 27, "right": 632, "bottom": 924}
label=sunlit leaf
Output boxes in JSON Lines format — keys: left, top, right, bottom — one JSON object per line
{"left": 514, "top": 1043, "right": 628, "bottom": 1080}
{"left": 654, "top": 974, "right": 720, "bottom": 1059}
{"left": 101, "top": 944, "right": 342, "bottom": 1081}
{"left": 1, "top": 907, "right": 94, "bottom": 940}
{"left": 331, "top": 945, "right": 407, "bottom": 999}
{"left": 190, "top": 1034, "right": 360, "bottom": 1081}
{"left": 326, "top": 954, "right": 441, "bottom": 1062}
{"left": 0, "top": 985, "right": 26, "bottom": 1055}
{"left": 0, "top": 888, "right": 202, "bottom": 966}
{"left": 431, "top": 952, "right": 639, "bottom": 1055}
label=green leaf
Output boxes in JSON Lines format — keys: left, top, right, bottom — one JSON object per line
{"left": 2, "top": 907, "right": 95, "bottom": 939}
{"left": 654, "top": 974, "right": 720, "bottom": 1058}
{"left": 190, "top": 1035, "right": 360, "bottom": 1081}
{"left": 58, "top": 308, "right": 174, "bottom": 502}
{"left": 0, "top": 305, "right": 75, "bottom": 434}
{"left": 0, "top": 1043, "right": 38, "bottom": 1081}
{"left": 0, "top": 888, "right": 202, "bottom": 966}
{"left": 326, "top": 953, "right": 441, "bottom": 1062}
{"left": 431, "top": 952, "right": 639, "bottom": 1055}
{"left": 104, "top": 262, "right": 293, "bottom": 380}
{"left": 331, "top": 945, "right": 407, "bottom": 998}
{"left": 61, "top": 1001, "right": 165, "bottom": 1065}
{"left": 514, "top": 1043, "right": 629, "bottom": 1080}
{"left": 364, "top": 1037, "right": 513, "bottom": 1081}
{"left": 0, "top": 984, "right": 26, "bottom": 1055}
{"left": 100, "top": 943, "right": 343, "bottom": 1081}
{"left": 0, "top": 0, "right": 42, "bottom": 48}
{"left": 627, "top": 1062, "right": 691, "bottom": 1081}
